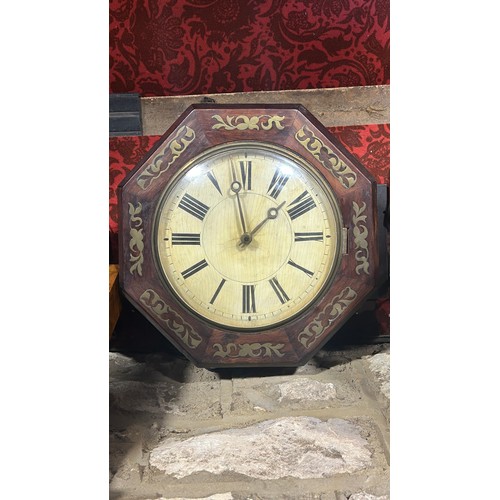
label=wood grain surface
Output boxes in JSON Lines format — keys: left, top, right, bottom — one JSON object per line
{"left": 141, "top": 86, "right": 389, "bottom": 136}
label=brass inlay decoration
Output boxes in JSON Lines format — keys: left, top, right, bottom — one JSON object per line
{"left": 352, "top": 201, "right": 370, "bottom": 275}
{"left": 213, "top": 342, "right": 286, "bottom": 359}
{"left": 298, "top": 287, "right": 357, "bottom": 348}
{"left": 128, "top": 202, "right": 144, "bottom": 276}
{"left": 295, "top": 125, "right": 357, "bottom": 189}
{"left": 137, "top": 125, "right": 196, "bottom": 190}
{"left": 211, "top": 114, "right": 285, "bottom": 131}
{"left": 140, "top": 289, "right": 202, "bottom": 349}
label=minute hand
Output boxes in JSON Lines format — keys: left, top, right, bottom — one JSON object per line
{"left": 230, "top": 180, "right": 248, "bottom": 234}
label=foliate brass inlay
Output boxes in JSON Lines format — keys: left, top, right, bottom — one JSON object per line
{"left": 128, "top": 202, "right": 144, "bottom": 276}
{"left": 298, "top": 287, "right": 357, "bottom": 348}
{"left": 137, "top": 125, "right": 196, "bottom": 190}
{"left": 139, "top": 289, "right": 202, "bottom": 349}
{"left": 352, "top": 201, "right": 370, "bottom": 275}
{"left": 213, "top": 342, "right": 286, "bottom": 359}
{"left": 295, "top": 125, "right": 357, "bottom": 189}
{"left": 211, "top": 114, "right": 285, "bottom": 131}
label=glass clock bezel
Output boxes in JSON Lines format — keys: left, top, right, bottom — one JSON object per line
{"left": 152, "top": 140, "right": 344, "bottom": 331}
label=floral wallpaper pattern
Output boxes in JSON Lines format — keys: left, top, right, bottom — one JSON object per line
{"left": 110, "top": 0, "right": 389, "bottom": 96}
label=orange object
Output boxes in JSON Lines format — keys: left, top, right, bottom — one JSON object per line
{"left": 109, "top": 264, "right": 121, "bottom": 337}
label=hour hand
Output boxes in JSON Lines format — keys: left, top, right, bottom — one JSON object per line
{"left": 239, "top": 201, "right": 286, "bottom": 247}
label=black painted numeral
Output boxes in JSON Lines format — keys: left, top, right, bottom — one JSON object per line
{"left": 209, "top": 279, "right": 226, "bottom": 304}
{"left": 181, "top": 259, "right": 208, "bottom": 279}
{"left": 239, "top": 160, "right": 252, "bottom": 190}
{"left": 288, "top": 259, "right": 314, "bottom": 278}
{"left": 287, "top": 191, "right": 316, "bottom": 220}
{"left": 267, "top": 168, "right": 290, "bottom": 199}
{"left": 269, "top": 277, "right": 290, "bottom": 304}
{"left": 207, "top": 171, "right": 222, "bottom": 195}
{"left": 242, "top": 284, "right": 256, "bottom": 314}
{"left": 179, "top": 193, "right": 209, "bottom": 221}
{"left": 294, "top": 231, "right": 323, "bottom": 242}
{"left": 172, "top": 233, "right": 201, "bottom": 245}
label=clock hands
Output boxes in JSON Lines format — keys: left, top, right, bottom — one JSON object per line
{"left": 230, "top": 159, "right": 249, "bottom": 236}
{"left": 239, "top": 201, "right": 286, "bottom": 247}
{"left": 230, "top": 179, "right": 248, "bottom": 234}
{"left": 228, "top": 158, "right": 287, "bottom": 247}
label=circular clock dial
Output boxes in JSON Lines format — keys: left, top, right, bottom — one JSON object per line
{"left": 155, "top": 142, "right": 342, "bottom": 330}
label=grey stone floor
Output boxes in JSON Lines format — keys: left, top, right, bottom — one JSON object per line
{"left": 110, "top": 344, "right": 390, "bottom": 500}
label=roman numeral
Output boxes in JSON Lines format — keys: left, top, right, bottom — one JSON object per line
{"left": 207, "top": 171, "right": 222, "bottom": 195}
{"left": 267, "top": 169, "right": 290, "bottom": 199}
{"left": 242, "top": 284, "right": 256, "bottom": 314}
{"left": 287, "top": 191, "right": 316, "bottom": 220}
{"left": 181, "top": 259, "right": 208, "bottom": 279}
{"left": 209, "top": 279, "right": 226, "bottom": 305}
{"left": 239, "top": 160, "right": 252, "bottom": 190}
{"left": 288, "top": 259, "right": 314, "bottom": 278}
{"left": 179, "top": 193, "right": 209, "bottom": 221}
{"left": 294, "top": 231, "right": 323, "bottom": 242}
{"left": 269, "top": 277, "right": 290, "bottom": 304}
{"left": 172, "top": 233, "right": 201, "bottom": 245}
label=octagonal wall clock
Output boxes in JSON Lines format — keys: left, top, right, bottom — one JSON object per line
{"left": 118, "top": 104, "right": 380, "bottom": 368}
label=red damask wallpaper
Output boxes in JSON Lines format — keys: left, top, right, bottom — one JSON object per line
{"left": 110, "top": 0, "right": 390, "bottom": 96}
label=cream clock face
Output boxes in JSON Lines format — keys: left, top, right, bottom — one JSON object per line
{"left": 155, "top": 142, "right": 342, "bottom": 330}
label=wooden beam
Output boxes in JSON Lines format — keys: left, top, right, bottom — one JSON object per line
{"left": 140, "top": 85, "right": 389, "bottom": 136}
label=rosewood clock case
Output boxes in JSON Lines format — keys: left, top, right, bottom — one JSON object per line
{"left": 118, "top": 104, "right": 379, "bottom": 368}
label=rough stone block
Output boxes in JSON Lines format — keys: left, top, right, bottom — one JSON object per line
{"left": 149, "top": 416, "right": 372, "bottom": 480}
{"left": 231, "top": 373, "right": 361, "bottom": 414}
{"left": 366, "top": 352, "right": 390, "bottom": 400}
{"left": 277, "top": 378, "right": 337, "bottom": 403}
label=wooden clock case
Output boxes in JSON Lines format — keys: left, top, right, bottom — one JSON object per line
{"left": 118, "top": 104, "right": 380, "bottom": 368}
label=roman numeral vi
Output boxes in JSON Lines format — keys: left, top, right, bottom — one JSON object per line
{"left": 242, "top": 284, "right": 256, "bottom": 314}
